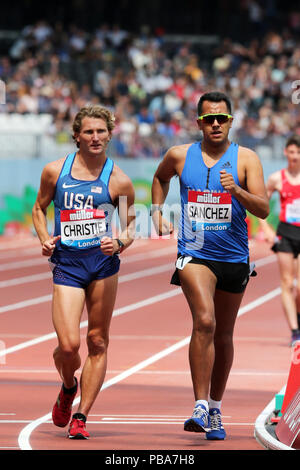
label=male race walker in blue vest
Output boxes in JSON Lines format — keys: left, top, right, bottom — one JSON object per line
{"left": 32, "top": 105, "right": 135, "bottom": 439}
{"left": 151, "top": 91, "right": 269, "bottom": 440}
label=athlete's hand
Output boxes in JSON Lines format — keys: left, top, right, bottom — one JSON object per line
{"left": 220, "top": 170, "right": 240, "bottom": 195}
{"left": 100, "top": 236, "right": 116, "bottom": 256}
{"left": 42, "top": 235, "right": 60, "bottom": 256}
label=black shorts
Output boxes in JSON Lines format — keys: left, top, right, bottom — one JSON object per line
{"left": 272, "top": 222, "right": 300, "bottom": 259}
{"left": 170, "top": 256, "right": 255, "bottom": 293}
{"left": 272, "top": 237, "right": 300, "bottom": 259}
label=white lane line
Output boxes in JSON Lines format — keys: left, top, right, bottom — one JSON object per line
{"left": 0, "top": 238, "right": 38, "bottom": 251}
{"left": 0, "top": 369, "right": 58, "bottom": 373}
{"left": 1, "top": 283, "right": 281, "bottom": 358}
{"left": 118, "top": 263, "right": 173, "bottom": 282}
{"left": 85, "top": 421, "right": 255, "bottom": 426}
{"left": 0, "top": 258, "right": 47, "bottom": 271}
{"left": 0, "top": 239, "right": 146, "bottom": 261}
{"left": 90, "top": 414, "right": 190, "bottom": 418}
{"left": 101, "top": 416, "right": 230, "bottom": 421}
{"left": 17, "top": 336, "right": 190, "bottom": 450}
{"left": 0, "top": 252, "right": 277, "bottom": 310}
{"left": 0, "top": 262, "right": 174, "bottom": 289}
{"left": 253, "top": 254, "right": 276, "bottom": 267}
{"left": 0, "top": 254, "right": 276, "bottom": 288}
{"left": 0, "top": 247, "right": 40, "bottom": 261}
{"left": 0, "top": 420, "right": 33, "bottom": 424}
{"left": 17, "top": 282, "right": 282, "bottom": 450}
{"left": 237, "top": 288, "right": 281, "bottom": 316}
{"left": 0, "top": 368, "right": 288, "bottom": 377}
{"left": 121, "top": 246, "right": 176, "bottom": 264}
{"left": 0, "top": 272, "right": 52, "bottom": 288}
{"left": 0, "top": 245, "right": 176, "bottom": 272}
{"left": 0, "top": 288, "right": 182, "bottom": 358}
{"left": 0, "top": 263, "right": 175, "bottom": 312}
{"left": 0, "top": 249, "right": 273, "bottom": 281}
{"left": 0, "top": 447, "right": 20, "bottom": 449}
{"left": 0, "top": 295, "right": 52, "bottom": 314}
{"left": 2, "top": 419, "right": 254, "bottom": 426}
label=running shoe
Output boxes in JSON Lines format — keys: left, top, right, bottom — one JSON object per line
{"left": 184, "top": 404, "right": 211, "bottom": 433}
{"left": 206, "top": 408, "right": 226, "bottom": 440}
{"left": 68, "top": 417, "right": 90, "bottom": 439}
{"left": 52, "top": 378, "right": 78, "bottom": 427}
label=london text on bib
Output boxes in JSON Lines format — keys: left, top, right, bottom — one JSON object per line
{"left": 188, "top": 190, "right": 232, "bottom": 232}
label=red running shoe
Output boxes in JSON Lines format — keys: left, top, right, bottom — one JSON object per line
{"left": 68, "top": 417, "right": 90, "bottom": 439}
{"left": 52, "top": 378, "right": 78, "bottom": 427}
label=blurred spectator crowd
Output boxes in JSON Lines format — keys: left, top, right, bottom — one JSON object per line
{"left": 0, "top": 12, "right": 300, "bottom": 158}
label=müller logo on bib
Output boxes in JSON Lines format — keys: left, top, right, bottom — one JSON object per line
{"left": 188, "top": 190, "right": 232, "bottom": 232}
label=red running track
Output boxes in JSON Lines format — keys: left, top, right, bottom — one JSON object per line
{"left": 0, "top": 235, "right": 293, "bottom": 451}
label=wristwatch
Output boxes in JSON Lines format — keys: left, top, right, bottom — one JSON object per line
{"left": 115, "top": 239, "right": 125, "bottom": 254}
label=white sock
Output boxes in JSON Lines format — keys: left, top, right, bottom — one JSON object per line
{"left": 195, "top": 399, "right": 209, "bottom": 411}
{"left": 209, "top": 397, "right": 222, "bottom": 410}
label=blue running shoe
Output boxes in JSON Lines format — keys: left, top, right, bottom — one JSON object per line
{"left": 206, "top": 408, "right": 226, "bottom": 440}
{"left": 184, "top": 404, "right": 211, "bottom": 433}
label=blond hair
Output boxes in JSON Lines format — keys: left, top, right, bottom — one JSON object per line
{"left": 72, "top": 105, "right": 115, "bottom": 146}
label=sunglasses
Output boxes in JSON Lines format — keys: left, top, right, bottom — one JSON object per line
{"left": 198, "top": 113, "right": 233, "bottom": 124}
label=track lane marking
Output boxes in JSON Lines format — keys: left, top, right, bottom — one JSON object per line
{"left": 0, "top": 262, "right": 174, "bottom": 289}
{"left": 0, "top": 245, "right": 176, "bottom": 272}
{"left": 0, "top": 289, "right": 182, "bottom": 358}
{"left": 17, "top": 282, "right": 282, "bottom": 450}
{"left": 0, "top": 253, "right": 276, "bottom": 310}
{"left": 0, "top": 263, "right": 175, "bottom": 312}
{"left": 0, "top": 251, "right": 278, "bottom": 448}
{"left": 0, "top": 285, "right": 282, "bottom": 359}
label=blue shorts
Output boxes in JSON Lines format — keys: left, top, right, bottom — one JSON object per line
{"left": 49, "top": 248, "right": 120, "bottom": 289}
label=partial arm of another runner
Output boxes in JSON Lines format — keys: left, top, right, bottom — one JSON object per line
{"left": 220, "top": 147, "right": 269, "bottom": 219}
{"left": 32, "top": 161, "right": 62, "bottom": 256}
{"left": 151, "top": 145, "right": 186, "bottom": 236}
{"left": 258, "top": 170, "right": 281, "bottom": 243}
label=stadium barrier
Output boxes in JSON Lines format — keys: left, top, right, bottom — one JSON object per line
{"left": 255, "top": 342, "right": 300, "bottom": 450}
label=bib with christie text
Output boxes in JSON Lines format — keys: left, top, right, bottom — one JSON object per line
{"left": 60, "top": 208, "right": 107, "bottom": 249}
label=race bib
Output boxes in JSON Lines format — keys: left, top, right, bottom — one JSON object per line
{"left": 188, "top": 190, "right": 232, "bottom": 232}
{"left": 286, "top": 200, "right": 300, "bottom": 224}
{"left": 60, "top": 208, "right": 106, "bottom": 249}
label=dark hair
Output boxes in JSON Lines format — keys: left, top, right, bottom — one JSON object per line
{"left": 285, "top": 135, "right": 300, "bottom": 148}
{"left": 197, "top": 91, "right": 232, "bottom": 115}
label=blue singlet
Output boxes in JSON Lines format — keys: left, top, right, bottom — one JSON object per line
{"left": 177, "top": 141, "right": 249, "bottom": 263}
{"left": 53, "top": 152, "right": 115, "bottom": 253}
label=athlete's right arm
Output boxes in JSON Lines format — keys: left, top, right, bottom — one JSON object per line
{"left": 32, "top": 162, "right": 61, "bottom": 256}
{"left": 265, "top": 171, "right": 281, "bottom": 199}
{"left": 151, "top": 145, "right": 184, "bottom": 236}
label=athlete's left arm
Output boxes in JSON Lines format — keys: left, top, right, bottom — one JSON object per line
{"left": 220, "top": 147, "right": 269, "bottom": 219}
{"left": 101, "top": 167, "right": 136, "bottom": 256}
